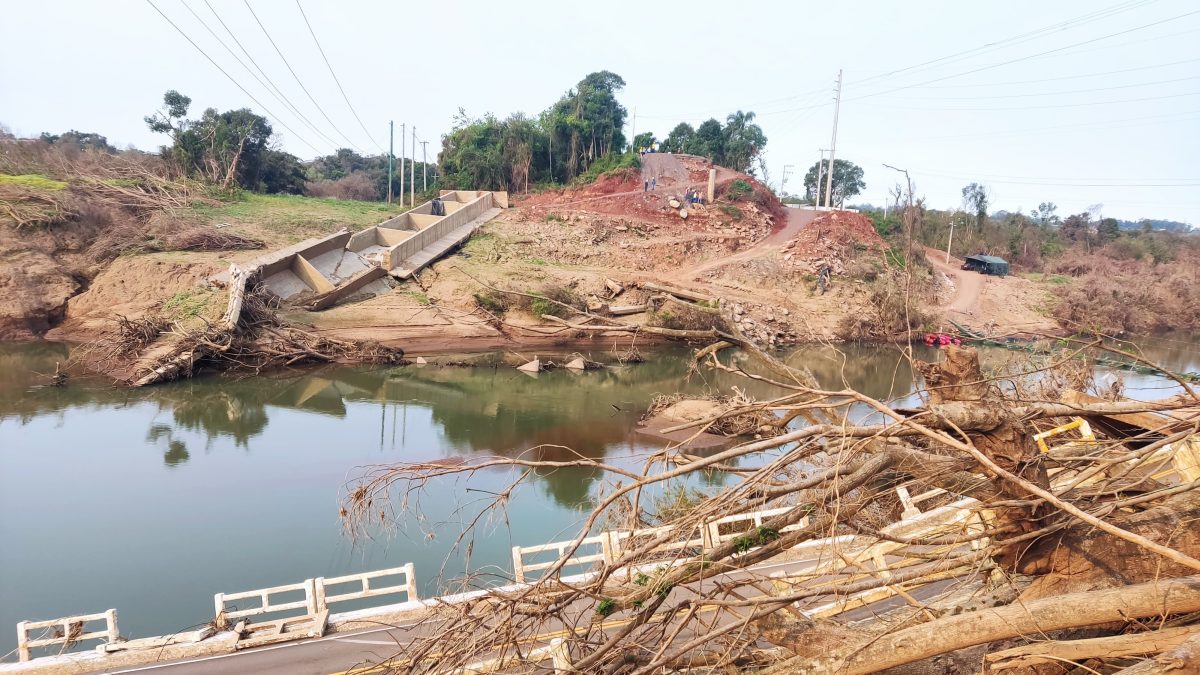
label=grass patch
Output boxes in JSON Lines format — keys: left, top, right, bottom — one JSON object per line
{"left": 407, "top": 290, "right": 432, "bottom": 306}
{"left": 1023, "top": 272, "right": 1071, "bottom": 285}
{"left": 162, "top": 288, "right": 219, "bottom": 320}
{"left": 473, "top": 292, "right": 507, "bottom": 314}
{"left": 573, "top": 152, "right": 641, "bottom": 185}
{"left": 0, "top": 173, "right": 69, "bottom": 190}
{"left": 720, "top": 204, "right": 743, "bottom": 221}
{"left": 526, "top": 257, "right": 548, "bottom": 266}
{"left": 544, "top": 212, "right": 566, "bottom": 223}
{"left": 186, "top": 193, "right": 408, "bottom": 245}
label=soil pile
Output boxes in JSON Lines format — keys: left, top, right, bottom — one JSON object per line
{"left": 780, "top": 210, "right": 884, "bottom": 274}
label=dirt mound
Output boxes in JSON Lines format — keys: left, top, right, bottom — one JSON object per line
{"left": 48, "top": 256, "right": 223, "bottom": 340}
{"left": 780, "top": 210, "right": 884, "bottom": 274}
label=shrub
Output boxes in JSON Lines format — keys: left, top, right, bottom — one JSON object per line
{"left": 473, "top": 292, "right": 507, "bottom": 314}
{"left": 720, "top": 204, "right": 743, "bottom": 221}
{"left": 520, "top": 284, "right": 582, "bottom": 319}
{"left": 725, "top": 179, "right": 753, "bottom": 201}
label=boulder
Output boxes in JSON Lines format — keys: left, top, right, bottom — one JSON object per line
{"left": 565, "top": 357, "right": 588, "bottom": 371}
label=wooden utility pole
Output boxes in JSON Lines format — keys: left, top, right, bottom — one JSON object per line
{"left": 387, "top": 121, "right": 394, "bottom": 205}
{"left": 946, "top": 212, "right": 956, "bottom": 264}
{"left": 410, "top": 126, "right": 416, "bottom": 206}
{"left": 420, "top": 141, "right": 429, "bottom": 191}
{"left": 824, "top": 70, "right": 843, "bottom": 209}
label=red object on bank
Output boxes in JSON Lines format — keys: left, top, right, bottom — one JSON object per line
{"left": 923, "top": 333, "right": 962, "bottom": 347}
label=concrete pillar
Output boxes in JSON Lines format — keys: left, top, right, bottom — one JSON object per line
{"left": 706, "top": 168, "right": 716, "bottom": 203}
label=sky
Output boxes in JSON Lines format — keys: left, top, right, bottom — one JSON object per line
{"left": 2, "top": 0, "right": 1198, "bottom": 224}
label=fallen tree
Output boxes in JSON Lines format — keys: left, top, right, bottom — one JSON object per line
{"left": 340, "top": 341, "right": 1200, "bottom": 673}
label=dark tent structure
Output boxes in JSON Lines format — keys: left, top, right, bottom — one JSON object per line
{"left": 962, "top": 254, "right": 1009, "bottom": 276}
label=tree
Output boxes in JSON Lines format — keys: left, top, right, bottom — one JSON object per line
{"left": 1061, "top": 212, "right": 1091, "bottom": 243}
{"left": 720, "top": 111, "right": 767, "bottom": 173}
{"left": 803, "top": 158, "right": 865, "bottom": 207}
{"left": 961, "top": 182, "right": 989, "bottom": 229}
{"left": 632, "top": 132, "right": 656, "bottom": 152}
{"left": 660, "top": 123, "right": 694, "bottom": 153}
{"left": 145, "top": 91, "right": 278, "bottom": 191}
{"left": 687, "top": 119, "right": 726, "bottom": 161}
{"left": 1031, "top": 202, "right": 1059, "bottom": 226}
{"left": 1098, "top": 217, "right": 1121, "bottom": 243}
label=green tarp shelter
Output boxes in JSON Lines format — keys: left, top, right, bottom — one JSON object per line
{"left": 962, "top": 254, "right": 1009, "bottom": 276}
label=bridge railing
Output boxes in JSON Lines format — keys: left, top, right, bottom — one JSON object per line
{"left": 16, "top": 609, "right": 118, "bottom": 662}
{"left": 214, "top": 579, "right": 318, "bottom": 629}
{"left": 316, "top": 563, "right": 419, "bottom": 609}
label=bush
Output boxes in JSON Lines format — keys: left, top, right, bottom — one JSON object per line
{"left": 574, "top": 152, "right": 640, "bottom": 185}
{"left": 725, "top": 179, "right": 753, "bottom": 201}
{"left": 473, "top": 292, "right": 507, "bottom": 314}
{"left": 519, "top": 284, "right": 583, "bottom": 319}
{"left": 305, "top": 172, "right": 380, "bottom": 201}
{"left": 720, "top": 204, "right": 743, "bottom": 221}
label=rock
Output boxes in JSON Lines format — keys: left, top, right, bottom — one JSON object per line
{"left": 679, "top": 209, "right": 689, "bottom": 220}
{"left": 604, "top": 278, "right": 624, "bottom": 298}
{"left": 564, "top": 357, "right": 587, "bottom": 371}
{"left": 669, "top": 198, "right": 681, "bottom": 209}
{"left": 659, "top": 399, "right": 725, "bottom": 422}
{"left": 517, "top": 359, "right": 542, "bottom": 373}
{"left": 616, "top": 225, "right": 628, "bottom": 232}
{"left": 414, "top": 356, "right": 427, "bottom": 364}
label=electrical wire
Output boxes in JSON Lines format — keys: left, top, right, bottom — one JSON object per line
{"left": 846, "top": 8, "right": 1200, "bottom": 102}
{"left": 850, "top": 0, "right": 1162, "bottom": 86}
{"left": 294, "top": 0, "right": 385, "bottom": 153}
{"left": 901, "top": 56, "right": 1200, "bottom": 90}
{"left": 200, "top": 0, "right": 329, "bottom": 143}
{"left": 143, "top": 0, "right": 324, "bottom": 155}
{"left": 858, "top": 89, "right": 1200, "bottom": 112}
{"left": 178, "top": 0, "right": 341, "bottom": 149}
{"left": 241, "top": 0, "right": 367, "bottom": 153}
{"left": 883, "top": 75, "right": 1200, "bottom": 101}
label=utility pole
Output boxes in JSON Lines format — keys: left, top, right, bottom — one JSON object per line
{"left": 399, "top": 123, "right": 405, "bottom": 208}
{"left": 420, "top": 141, "right": 429, "bottom": 191}
{"left": 630, "top": 107, "right": 636, "bottom": 152}
{"left": 410, "top": 126, "right": 416, "bottom": 207}
{"left": 946, "top": 211, "right": 956, "bottom": 264}
{"left": 781, "top": 164, "right": 794, "bottom": 194}
{"left": 387, "top": 121, "right": 394, "bottom": 205}
{"left": 824, "top": 70, "right": 843, "bottom": 209}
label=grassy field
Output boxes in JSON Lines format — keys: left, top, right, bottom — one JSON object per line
{"left": 187, "top": 193, "right": 410, "bottom": 246}
{"left": 0, "top": 173, "right": 69, "bottom": 190}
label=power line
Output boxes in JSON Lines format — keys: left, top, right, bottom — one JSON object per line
{"left": 890, "top": 109, "right": 1200, "bottom": 143}
{"left": 850, "top": 0, "right": 1162, "bottom": 86}
{"left": 143, "top": 0, "right": 324, "bottom": 155}
{"left": 294, "top": 0, "right": 385, "bottom": 153}
{"left": 884, "top": 75, "right": 1200, "bottom": 101}
{"left": 857, "top": 89, "right": 1200, "bottom": 111}
{"left": 241, "top": 0, "right": 366, "bottom": 153}
{"left": 179, "top": 0, "right": 340, "bottom": 149}
{"left": 847, "top": 8, "right": 1200, "bottom": 102}
{"left": 900, "top": 56, "right": 1200, "bottom": 90}
{"left": 200, "top": 0, "right": 333, "bottom": 144}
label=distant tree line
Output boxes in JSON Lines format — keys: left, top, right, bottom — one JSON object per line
{"left": 651, "top": 112, "right": 768, "bottom": 175}
{"left": 437, "top": 71, "right": 631, "bottom": 191}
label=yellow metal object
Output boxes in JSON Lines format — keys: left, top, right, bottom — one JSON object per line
{"left": 1034, "top": 417, "right": 1095, "bottom": 454}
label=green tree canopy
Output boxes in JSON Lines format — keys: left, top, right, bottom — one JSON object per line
{"left": 803, "top": 158, "right": 865, "bottom": 207}
{"left": 660, "top": 123, "right": 694, "bottom": 153}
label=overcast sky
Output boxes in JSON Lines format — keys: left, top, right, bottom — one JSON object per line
{"left": 2, "top": 0, "right": 1198, "bottom": 224}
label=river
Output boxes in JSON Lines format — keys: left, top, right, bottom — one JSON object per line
{"left": 1, "top": 336, "right": 1196, "bottom": 658}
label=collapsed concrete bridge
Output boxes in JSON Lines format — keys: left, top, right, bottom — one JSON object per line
{"left": 254, "top": 190, "right": 506, "bottom": 309}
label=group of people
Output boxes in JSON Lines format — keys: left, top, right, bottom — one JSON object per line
{"left": 684, "top": 187, "right": 703, "bottom": 204}
{"left": 644, "top": 176, "right": 657, "bottom": 192}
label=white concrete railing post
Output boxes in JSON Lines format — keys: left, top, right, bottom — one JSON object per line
{"left": 16, "top": 620, "right": 29, "bottom": 662}
{"left": 512, "top": 546, "right": 526, "bottom": 584}
{"left": 550, "top": 637, "right": 571, "bottom": 672}
{"left": 404, "top": 562, "right": 419, "bottom": 601}
{"left": 105, "top": 609, "right": 119, "bottom": 645}
{"left": 213, "top": 593, "right": 226, "bottom": 630}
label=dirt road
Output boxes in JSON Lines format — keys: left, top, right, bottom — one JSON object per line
{"left": 926, "top": 248, "right": 982, "bottom": 315}
{"left": 675, "top": 207, "right": 817, "bottom": 282}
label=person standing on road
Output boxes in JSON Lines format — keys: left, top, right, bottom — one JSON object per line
{"left": 651, "top": 177, "right": 656, "bottom": 191}
{"left": 644, "top": 178, "right": 649, "bottom": 192}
